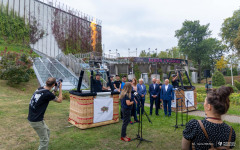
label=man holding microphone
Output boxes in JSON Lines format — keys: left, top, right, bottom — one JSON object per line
{"left": 28, "top": 77, "right": 63, "bottom": 150}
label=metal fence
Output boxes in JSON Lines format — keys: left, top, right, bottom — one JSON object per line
{"left": 1, "top": 0, "right": 102, "bottom": 58}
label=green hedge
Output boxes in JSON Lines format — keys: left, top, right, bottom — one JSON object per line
{"left": 226, "top": 84, "right": 239, "bottom": 93}
{"left": 197, "top": 93, "right": 240, "bottom": 105}
{"left": 234, "top": 80, "right": 240, "bottom": 90}
{"left": 212, "top": 71, "right": 225, "bottom": 86}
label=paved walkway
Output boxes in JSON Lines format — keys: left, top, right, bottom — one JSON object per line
{"left": 145, "top": 103, "right": 240, "bottom": 124}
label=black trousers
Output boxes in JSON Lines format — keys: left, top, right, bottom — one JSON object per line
{"left": 150, "top": 97, "right": 159, "bottom": 115}
{"left": 121, "top": 108, "right": 131, "bottom": 137}
{"left": 131, "top": 102, "right": 138, "bottom": 121}
{"left": 137, "top": 97, "right": 145, "bottom": 115}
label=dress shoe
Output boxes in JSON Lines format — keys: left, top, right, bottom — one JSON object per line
{"left": 121, "top": 137, "right": 131, "bottom": 142}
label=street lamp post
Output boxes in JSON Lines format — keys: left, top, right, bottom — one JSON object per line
{"left": 230, "top": 54, "right": 234, "bottom": 86}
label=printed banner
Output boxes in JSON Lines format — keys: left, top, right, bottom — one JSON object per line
{"left": 133, "top": 57, "right": 188, "bottom": 65}
{"left": 93, "top": 96, "right": 113, "bottom": 123}
{"left": 184, "top": 91, "right": 194, "bottom": 107}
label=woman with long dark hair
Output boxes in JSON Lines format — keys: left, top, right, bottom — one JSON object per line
{"left": 120, "top": 82, "right": 134, "bottom": 142}
{"left": 130, "top": 78, "right": 139, "bottom": 124}
{"left": 182, "top": 86, "right": 236, "bottom": 150}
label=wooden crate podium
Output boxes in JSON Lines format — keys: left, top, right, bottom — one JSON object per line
{"left": 68, "top": 90, "right": 120, "bottom": 129}
{"left": 171, "top": 86, "right": 197, "bottom": 112}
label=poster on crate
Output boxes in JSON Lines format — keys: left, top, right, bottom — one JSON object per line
{"left": 184, "top": 91, "right": 194, "bottom": 107}
{"left": 171, "top": 94, "right": 177, "bottom": 108}
{"left": 93, "top": 96, "right": 113, "bottom": 123}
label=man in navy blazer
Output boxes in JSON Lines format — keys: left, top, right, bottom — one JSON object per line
{"left": 137, "top": 79, "right": 147, "bottom": 115}
{"left": 160, "top": 79, "right": 175, "bottom": 117}
{"left": 149, "top": 78, "right": 160, "bottom": 116}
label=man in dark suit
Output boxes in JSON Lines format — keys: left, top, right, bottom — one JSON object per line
{"left": 137, "top": 78, "right": 147, "bottom": 115}
{"left": 149, "top": 78, "right": 160, "bottom": 116}
{"left": 160, "top": 79, "right": 175, "bottom": 117}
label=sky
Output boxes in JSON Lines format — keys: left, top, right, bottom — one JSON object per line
{"left": 59, "top": 0, "right": 240, "bottom": 57}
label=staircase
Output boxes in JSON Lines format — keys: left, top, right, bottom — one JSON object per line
{"left": 33, "top": 57, "right": 88, "bottom": 90}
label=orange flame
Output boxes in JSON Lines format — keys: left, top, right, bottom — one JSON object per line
{"left": 90, "top": 19, "right": 97, "bottom": 51}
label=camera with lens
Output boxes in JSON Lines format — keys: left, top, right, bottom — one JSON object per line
{"left": 54, "top": 79, "right": 63, "bottom": 91}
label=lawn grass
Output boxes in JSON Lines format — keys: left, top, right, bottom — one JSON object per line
{"left": 0, "top": 79, "right": 239, "bottom": 150}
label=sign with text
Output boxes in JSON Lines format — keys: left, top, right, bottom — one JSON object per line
{"left": 184, "top": 91, "right": 194, "bottom": 107}
{"left": 133, "top": 57, "right": 188, "bottom": 65}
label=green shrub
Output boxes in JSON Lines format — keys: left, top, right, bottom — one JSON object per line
{"left": 133, "top": 64, "right": 141, "bottom": 80}
{"left": 197, "top": 87, "right": 207, "bottom": 94}
{"left": 183, "top": 73, "right": 192, "bottom": 85}
{"left": 234, "top": 80, "right": 240, "bottom": 90}
{"left": 226, "top": 84, "right": 238, "bottom": 93}
{"left": 0, "top": 50, "right": 33, "bottom": 86}
{"left": 55, "top": 90, "right": 70, "bottom": 101}
{"left": 212, "top": 71, "right": 225, "bottom": 86}
{"left": 119, "top": 73, "right": 127, "bottom": 79}
{"left": 197, "top": 93, "right": 207, "bottom": 102}
{"left": 63, "top": 91, "right": 70, "bottom": 100}
{"left": 197, "top": 88, "right": 240, "bottom": 105}
{"left": 230, "top": 93, "right": 240, "bottom": 105}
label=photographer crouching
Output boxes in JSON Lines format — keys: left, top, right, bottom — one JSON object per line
{"left": 28, "top": 77, "right": 63, "bottom": 150}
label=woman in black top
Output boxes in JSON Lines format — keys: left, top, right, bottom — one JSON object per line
{"left": 182, "top": 86, "right": 236, "bottom": 150}
{"left": 120, "top": 82, "right": 134, "bottom": 142}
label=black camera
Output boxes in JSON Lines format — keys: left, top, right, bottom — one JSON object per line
{"left": 54, "top": 79, "right": 63, "bottom": 91}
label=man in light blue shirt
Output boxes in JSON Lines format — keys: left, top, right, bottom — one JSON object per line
{"left": 121, "top": 75, "right": 127, "bottom": 90}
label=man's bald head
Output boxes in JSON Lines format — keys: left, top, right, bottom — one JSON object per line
{"left": 164, "top": 79, "right": 169, "bottom": 85}
{"left": 152, "top": 78, "right": 156, "bottom": 83}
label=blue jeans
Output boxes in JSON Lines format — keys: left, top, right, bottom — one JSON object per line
{"left": 137, "top": 97, "right": 145, "bottom": 114}
{"left": 163, "top": 100, "right": 172, "bottom": 116}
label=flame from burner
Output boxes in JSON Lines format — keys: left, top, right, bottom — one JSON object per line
{"left": 90, "top": 19, "right": 97, "bottom": 51}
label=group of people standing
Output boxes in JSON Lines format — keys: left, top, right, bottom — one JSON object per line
{"left": 119, "top": 75, "right": 176, "bottom": 142}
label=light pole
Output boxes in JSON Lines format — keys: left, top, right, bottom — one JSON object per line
{"left": 230, "top": 54, "right": 234, "bottom": 86}
{"left": 136, "top": 48, "right": 137, "bottom": 57}
{"left": 128, "top": 48, "right": 130, "bottom": 57}
{"left": 155, "top": 48, "right": 157, "bottom": 56}
{"left": 148, "top": 48, "right": 150, "bottom": 56}
{"left": 166, "top": 49, "right": 169, "bottom": 58}
{"left": 116, "top": 49, "right": 118, "bottom": 58}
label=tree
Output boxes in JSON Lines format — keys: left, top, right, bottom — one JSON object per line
{"left": 221, "top": 9, "right": 240, "bottom": 51}
{"left": 175, "top": 20, "right": 211, "bottom": 83}
{"left": 139, "top": 50, "right": 150, "bottom": 57}
{"left": 150, "top": 53, "right": 157, "bottom": 58}
{"left": 199, "top": 38, "right": 226, "bottom": 72}
{"left": 234, "top": 27, "right": 240, "bottom": 54}
{"left": 158, "top": 51, "right": 168, "bottom": 58}
{"left": 215, "top": 56, "right": 228, "bottom": 72}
